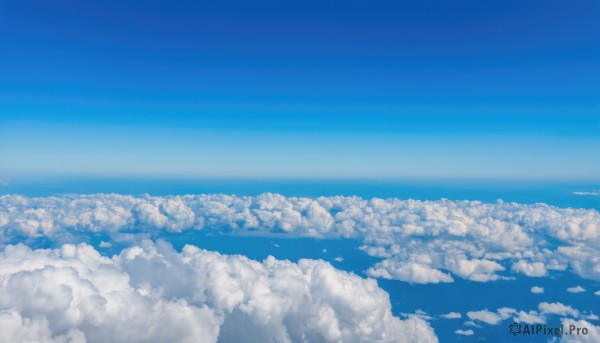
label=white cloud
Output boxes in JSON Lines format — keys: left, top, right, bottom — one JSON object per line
{"left": 464, "top": 302, "right": 597, "bottom": 328}
{"left": 514, "top": 311, "right": 545, "bottom": 324}
{"left": 595, "top": 290, "right": 600, "bottom": 296}
{"left": 567, "top": 286, "right": 586, "bottom": 293}
{"left": 530, "top": 286, "right": 544, "bottom": 294}
{"left": 402, "top": 310, "right": 434, "bottom": 321}
{"left": 99, "top": 241, "right": 112, "bottom": 248}
{"left": 573, "top": 191, "right": 599, "bottom": 196}
{"left": 454, "top": 329, "right": 473, "bottom": 336}
{"left": 333, "top": 256, "right": 343, "bottom": 262}
{"left": 1, "top": 193, "right": 600, "bottom": 284}
{"left": 497, "top": 307, "right": 517, "bottom": 320}
{"left": 560, "top": 319, "right": 600, "bottom": 343}
{"left": 511, "top": 260, "right": 547, "bottom": 277}
{"left": 466, "top": 310, "right": 502, "bottom": 325}
{"left": 366, "top": 261, "right": 454, "bottom": 284}
{"left": 538, "top": 302, "right": 579, "bottom": 317}
{"left": 441, "top": 312, "right": 461, "bottom": 319}
{"left": 0, "top": 241, "right": 438, "bottom": 343}
{"left": 463, "top": 321, "right": 481, "bottom": 328}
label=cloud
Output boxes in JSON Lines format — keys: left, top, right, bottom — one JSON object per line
{"left": 511, "top": 260, "right": 547, "bottom": 277}
{"left": 441, "top": 312, "right": 461, "bottom": 319}
{"left": 497, "top": 307, "right": 517, "bottom": 320}
{"left": 567, "top": 286, "right": 586, "bottom": 293}
{"left": 538, "top": 302, "right": 579, "bottom": 317}
{"left": 0, "top": 241, "right": 438, "bottom": 343}
{"left": 595, "top": 290, "right": 600, "bottom": 296}
{"left": 573, "top": 191, "right": 599, "bottom": 196}
{"left": 560, "top": 319, "right": 600, "bottom": 343}
{"left": 530, "top": 286, "right": 544, "bottom": 294}
{"left": 466, "top": 310, "right": 502, "bottom": 325}
{"left": 401, "top": 309, "right": 434, "bottom": 321}
{"left": 366, "top": 260, "right": 454, "bottom": 284}
{"left": 1, "top": 193, "right": 600, "bottom": 284}
{"left": 514, "top": 311, "right": 545, "bottom": 324}
{"left": 99, "top": 241, "right": 112, "bottom": 248}
{"left": 463, "top": 303, "right": 591, "bottom": 329}
{"left": 454, "top": 329, "right": 473, "bottom": 336}
{"left": 464, "top": 301, "right": 598, "bottom": 329}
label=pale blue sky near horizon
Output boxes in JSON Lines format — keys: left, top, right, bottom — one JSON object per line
{"left": 1, "top": 0, "right": 599, "bottom": 181}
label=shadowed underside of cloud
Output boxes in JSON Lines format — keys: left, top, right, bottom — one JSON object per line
{"left": 0, "top": 193, "right": 599, "bottom": 284}
{"left": 0, "top": 241, "right": 437, "bottom": 343}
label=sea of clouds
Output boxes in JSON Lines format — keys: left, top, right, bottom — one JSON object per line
{"left": 1, "top": 193, "right": 599, "bottom": 284}
{"left": 1, "top": 193, "right": 599, "bottom": 342}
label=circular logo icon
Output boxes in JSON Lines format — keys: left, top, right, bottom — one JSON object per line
{"left": 509, "top": 322, "right": 522, "bottom": 336}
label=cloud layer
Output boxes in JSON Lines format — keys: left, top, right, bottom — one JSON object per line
{"left": 1, "top": 193, "right": 599, "bottom": 284}
{"left": 452, "top": 302, "right": 600, "bottom": 340}
{"left": 0, "top": 241, "right": 436, "bottom": 343}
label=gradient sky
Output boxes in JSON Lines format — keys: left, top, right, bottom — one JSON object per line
{"left": 1, "top": 0, "right": 599, "bottom": 180}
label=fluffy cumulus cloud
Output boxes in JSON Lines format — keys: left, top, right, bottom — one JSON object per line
{"left": 530, "top": 286, "right": 544, "bottom": 294}
{"left": 560, "top": 319, "right": 600, "bottom": 343}
{"left": 466, "top": 310, "right": 502, "bottom": 325}
{"left": 514, "top": 311, "right": 546, "bottom": 324}
{"left": 539, "top": 302, "right": 579, "bottom": 317}
{"left": 454, "top": 330, "right": 473, "bottom": 336}
{"left": 511, "top": 260, "right": 547, "bottom": 277}
{"left": 0, "top": 241, "right": 437, "bottom": 343}
{"left": 1, "top": 194, "right": 599, "bottom": 284}
{"left": 567, "top": 286, "right": 586, "bottom": 294}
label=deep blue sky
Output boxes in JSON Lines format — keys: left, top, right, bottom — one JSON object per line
{"left": 1, "top": 0, "right": 599, "bottom": 180}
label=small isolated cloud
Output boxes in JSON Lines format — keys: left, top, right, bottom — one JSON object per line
{"left": 595, "top": 290, "right": 600, "bottom": 296}
{"left": 530, "top": 286, "right": 544, "bottom": 294}
{"left": 567, "top": 286, "right": 586, "bottom": 293}
{"left": 455, "top": 329, "right": 474, "bottom": 336}
{"left": 539, "top": 302, "right": 579, "bottom": 317}
{"left": 467, "top": 310, "right": 502, "bottom": 325}
{"left": 99, "top": 241, "right": 112, "bottom": 248}
{"left": 573, "top": 191, "right": 599, "bottom": 196}
{"left": 334, "top": 256, "right": 343, "bottom": 262}
{"left": 441, "top": 312, "right": 462, "bottom": 319}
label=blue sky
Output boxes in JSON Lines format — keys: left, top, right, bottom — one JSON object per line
{"left": 1, "top": 0, "right": 599, "bottom": 180}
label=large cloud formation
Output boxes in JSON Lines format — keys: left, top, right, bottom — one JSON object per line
{"left": 1, "top": 194, "right": 599, "bottom": 284}
{"left": 0, "top": 241, "right": 436, "bottom": 343}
